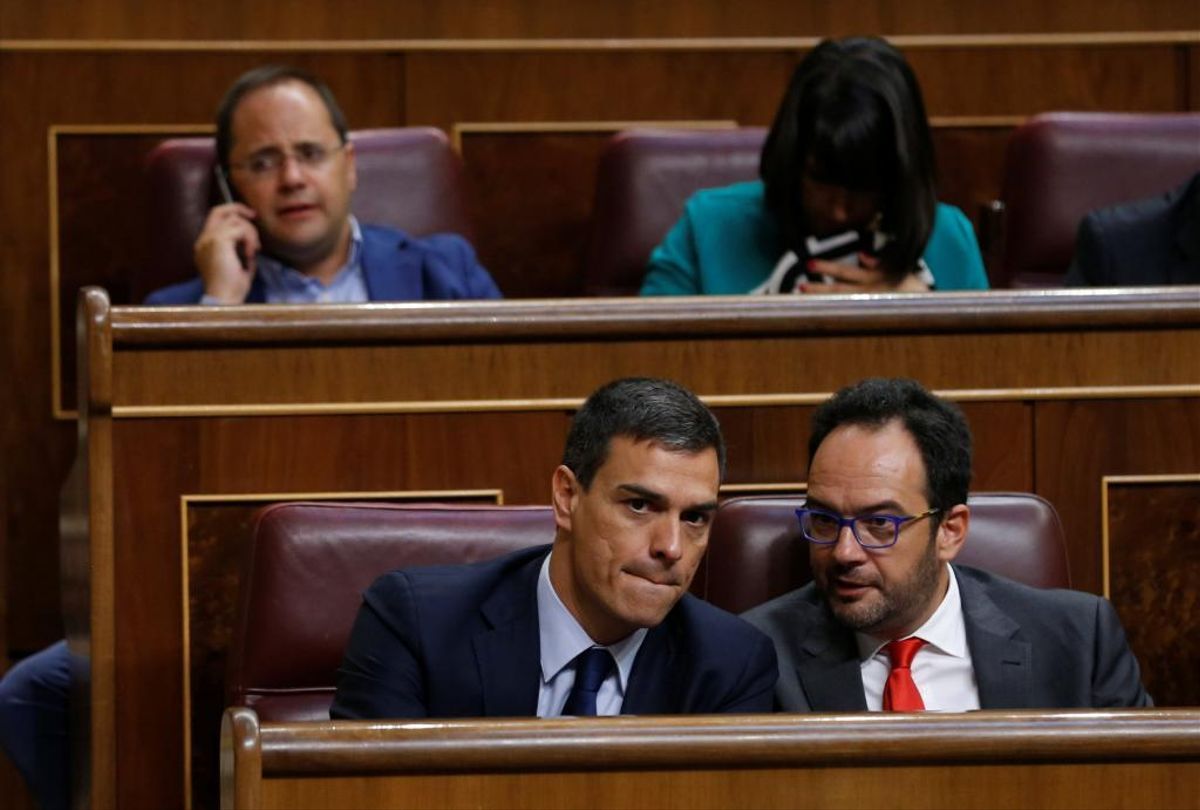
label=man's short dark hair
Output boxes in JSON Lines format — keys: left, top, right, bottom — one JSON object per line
{"left": 562, "top": 378, "right": 726, "bottom": 489}
{"left": 808, "top": 378, "right": 971, "bottom": 509}
{"left": 215, "top": 65, "right": 349, "bottom": 173}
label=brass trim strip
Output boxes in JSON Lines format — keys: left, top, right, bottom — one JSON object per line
{"left": 177, "top": 488, "right": 504, "bottom": 801}
{"left": 110, "top": 385, "right": 1200, "bottom": 419}
{"left": 1099, "top": 474, "right": 1200, "bottom": 599}
{"left": 3, "top": 31, "right": 1198, "bottom": 52}
{"left": 48, "top": 123, "right": 214, "bottom": 420}
{"left": 720, "top": 482, "right": 808, "bottom": 494}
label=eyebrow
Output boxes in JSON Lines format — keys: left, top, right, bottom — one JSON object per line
{"left": 617, "top": 483, "right": 718, "bottom": 514}
{"left": 804, "top": 496, "right": 909, "bottom": 515}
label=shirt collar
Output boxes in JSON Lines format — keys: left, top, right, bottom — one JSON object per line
{"left": 536, "top": 552, "right": 647, "bottom": 694}
{"left": 256, "top": 215, "right": 364, "bottom": 291}
{"left": 855, "top": 562, "right": 969, "bottom": 661}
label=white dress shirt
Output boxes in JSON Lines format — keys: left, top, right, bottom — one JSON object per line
{"left": 535, "top": 553, "right": 647, "bottom": 717}
{"left": 856, "top": 563, "right": 981, "bottom": 712}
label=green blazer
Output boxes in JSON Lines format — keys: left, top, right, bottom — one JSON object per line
{"left": 641, "top": 180, "right": 989, "bottom": 295}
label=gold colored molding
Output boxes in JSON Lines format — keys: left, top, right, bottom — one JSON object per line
{"left": 48, "top": 123, "right": 214, "bottom": 421}
{"left": 1100, "top": 474, "right": 1200, "bottom": 598}
{"left": 176, "top": 487, "right": 503, "bottom": 805}
{"left": 720, "top": 482, "right": 807, "bottom": 495}
{"left": 3, "top": 31, "right": 1198, "bottom": 53}
{"left": 110, "top": 385, "right": 1200, "bottom": 420}
{"left": 451, "top": 119, "right": 738, "bottom": 152}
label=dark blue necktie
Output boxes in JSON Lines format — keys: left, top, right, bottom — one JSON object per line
{"left": 562, "top": 647, "right": 614, "bottom": 716}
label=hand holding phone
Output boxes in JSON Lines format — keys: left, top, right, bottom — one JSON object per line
{"left": 193, "top": 168, "right": 260, "bottom": 303}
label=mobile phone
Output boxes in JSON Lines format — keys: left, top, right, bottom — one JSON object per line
{"left": 212, "top": 166, "right": 250, "bottom": 271}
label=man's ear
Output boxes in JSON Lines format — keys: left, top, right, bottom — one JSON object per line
{"left": 550, "top": 465, "right": 579, "bottom": 533}
{"left": 936, "top": 503, "right": 969, "bottom": 562}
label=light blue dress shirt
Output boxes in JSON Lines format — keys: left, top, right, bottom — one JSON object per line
{"left": 201, "top": 217, "right": 368, "bottom": 304}
{"left": 535, "top": 553, "right": 647, "bottom": 717}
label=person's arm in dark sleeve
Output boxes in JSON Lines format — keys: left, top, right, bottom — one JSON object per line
{"left": 715, "top": 632, "right": 779, "bottom": 714}
{"left": 1064, "top": 213, "right": 1107, "bottom": 287}
{"left": 330, "top": 572, "right": 430, "bottom": 719}
{"left": 1091, "top": 597, "right": 1152, "bottom": 708}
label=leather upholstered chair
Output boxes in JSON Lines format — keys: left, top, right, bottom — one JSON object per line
{"left": 227, "top": 500, "right": 716, "bottom": 721}
{"left": 227, "top": 502, "right": 554, "bottom": 722}
{"left": 143, "top": 127, "right": 473, "bottom": 295}
{"left": 581, "top": 127, "right": 767, "bottom": 296}
{"left": 703, "top": 492, "right": 1069, "bottom": 615}
{"left": 990, "top": 112, "right": 1200, "bottom": 288}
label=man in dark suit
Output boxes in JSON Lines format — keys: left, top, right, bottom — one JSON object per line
{"left": 331, "top": 378, "right": 778, "bottom": 719}
{"left": 743, "top": 377, "right": 1151, "bottom": 712}
{"left": 1064, "top": 172, "right": 1200, "bottom": 287}
{"left": 145, "top": 65, "right": 500, "bottom": 304}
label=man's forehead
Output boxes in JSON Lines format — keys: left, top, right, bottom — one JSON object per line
{"left": 808, "top": 421, "right": 926, "bottom": 500}
{"left": 231, "top": 81, "right": 336, "bottom": 144}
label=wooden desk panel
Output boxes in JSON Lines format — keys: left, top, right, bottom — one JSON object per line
{"left": 221, "top": 708, "right": 1200, "bottom": 810}
{"left": 69, "top": 287, "right": 1200, "bottom": 809}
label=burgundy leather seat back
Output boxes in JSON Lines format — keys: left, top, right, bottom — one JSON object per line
{"left": 704, "top": 493, "right": 1069, "bottom": 615}
{"left": 227, "top": 502, "right": 554, "bottom": 721}
{"left": 144, "top": 127, "right": 473, "bottom": 292}
{"left": 582, "top": 128, "right": 767, "bottom": 296}
{"left": 997, "top": 112, "right": 1200, "bottom": 288}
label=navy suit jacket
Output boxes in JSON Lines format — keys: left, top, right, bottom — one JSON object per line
{"left": 143, "top": 224, "right": 501, "bottom": 304}
{"left": 741, "top": 564, "right": 1152, "bottom": 712}
{"left": 1065, "top": 172, "right": 1200, "bottom": 287}
{"left": 330, "top": 545, "right": 779, "bottom": 719}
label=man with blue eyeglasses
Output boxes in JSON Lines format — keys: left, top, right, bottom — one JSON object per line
{"left": 145, "top": 65, "right": 500, "bottom": 304}
{"left": 742, "top": 377, "right": 1151, "bottom": 712}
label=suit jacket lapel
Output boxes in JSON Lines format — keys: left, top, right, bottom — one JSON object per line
{"left": 360, "top": 226, "right": 421, "bottom": 301}
{"left": 795, "top": 614, "right": 869, "bottom": 712}
{"left": 958, "top": 568, "right": 1032, "bottom": 709}
{"left": 622, "top": 622, "right": 682, "bottom": 714}
{"left": 472, "top": 553, "right": 543, "bottom": 717}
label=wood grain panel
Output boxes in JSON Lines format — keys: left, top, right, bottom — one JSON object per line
{"left": 1104, "top": 478, "right": 1200, "bottom": 707}
{"left": 405, "top": 51, "right": 796, "bottom": 132}
{"left": 1035, "top": 400, "right": 1200, "bottom": 595}
{"left": 908, "top": 45, "right": 1185, "bottom": 116}
{"left": 4, "top": 1, "right": 1199, "bottom": 40}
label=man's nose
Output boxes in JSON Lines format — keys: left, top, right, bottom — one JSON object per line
{"left": 277, "top": 153, "right": 306, "bottom": 186}
{"left": 650, "top": 520, "right": 684, "bottom": 562}
{"left": 831, "top": 523, "right": 866, "bottom": 563}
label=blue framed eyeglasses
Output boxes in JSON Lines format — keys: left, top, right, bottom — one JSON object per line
{"left": 794, "top": 506, "right": 942, "bottom": 549}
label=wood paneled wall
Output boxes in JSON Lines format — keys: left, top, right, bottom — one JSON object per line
{"left": 3, "top": 0, "right": 1199, "bottom": 39}
{"left": 2, "top": 13, "right": 1199, "bottom": 658}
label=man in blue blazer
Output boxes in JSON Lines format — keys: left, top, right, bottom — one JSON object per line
{"left": 145, "top": 65, "right": 500, "bottom": 305}
{"left": 743, "top": 378, "right": 1151, "bottom": 713}
{"left": 331, "top": 378, "right": 778, "bottom": 719}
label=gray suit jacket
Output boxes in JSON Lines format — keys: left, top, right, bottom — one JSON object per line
{"left": 741, "top": 564, "right": 1152, "bottom": 711}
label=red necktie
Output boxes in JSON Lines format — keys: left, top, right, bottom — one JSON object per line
{"left": 882, "top": 637, "right": 926, "bottom": 712}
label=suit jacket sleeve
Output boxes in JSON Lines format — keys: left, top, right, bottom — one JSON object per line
{"left": 330, "top": 572, "right": 430, "bottom": 719}
{"left": 714, "top": 631, "right": 779, "bottom": 713}
{"left": 421, "top": 233, "right": 503, "bottom": 300}
{"left": 1064, "top": 213, "right": 1109, "bottom": 287}
{"left": 1092, "top": 596, "right": 1153, "bottom": 707}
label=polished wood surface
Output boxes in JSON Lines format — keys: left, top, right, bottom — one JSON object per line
{"left": 4, "top": 30, "right": 1199, "bottom": 659}
{"left": 220, "top": 707, "right": 1200, "bottom": 810}
{"left": 5, "top": 1, "right": 1200, "bottom": 40}
{"left": 67, "top": 286, "right": 1200, "bottom": 809}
